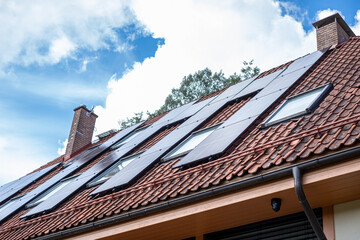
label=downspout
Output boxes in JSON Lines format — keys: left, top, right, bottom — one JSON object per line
{"left": 292, "top": 166, "right": 327, "bottom": 240}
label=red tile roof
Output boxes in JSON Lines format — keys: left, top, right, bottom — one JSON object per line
{"left": 1, "top": 37, "right": 360, "bottom": 239}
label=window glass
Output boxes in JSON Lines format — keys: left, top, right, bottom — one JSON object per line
{"left": 264, "top": 84, "right": 332, "bottom": 127}
{"left": 164, "top": 125, "right": 218, "bottom": 160}
{"left": 111, "top": 127, "right": 147, "bottom": 150}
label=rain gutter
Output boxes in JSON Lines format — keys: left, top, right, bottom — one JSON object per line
{"left": 37, "top": 146, "right": 360, "bottom": 240}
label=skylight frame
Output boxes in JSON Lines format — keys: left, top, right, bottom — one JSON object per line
{"left": 262, "top": 83, "right": 333, "bottom": 128}
{"left": 87, "top": 152, "right": 144, "bottom": 187}
{"left": 26, "top": 175, "right": 79, "bottom": 208}
{"left": 162, "top": 124, "right": 220, "bottom": 161}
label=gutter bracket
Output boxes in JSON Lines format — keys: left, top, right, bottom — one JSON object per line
{"left": 292, "top": 166, "right": 327, "bottom": 240}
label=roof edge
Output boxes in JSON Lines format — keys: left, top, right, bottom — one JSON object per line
{"left": 36, "top": 146, "right": 360, "bottom": 240}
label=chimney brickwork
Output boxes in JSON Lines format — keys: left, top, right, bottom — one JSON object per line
{"left": 64, "top": 105, "right": 97, "bottom": 160}
{"left": 313, "top": 13, "right": 356, "bottom": 51}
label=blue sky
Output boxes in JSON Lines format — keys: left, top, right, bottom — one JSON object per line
{"left": 0, "top": 0, "right": 359, "bottom": 185}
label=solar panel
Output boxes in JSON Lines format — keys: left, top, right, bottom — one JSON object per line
{"left": 91, "top": 78, "right": 257, "bottom": 195}
{"left": 22, "top": 98, "right": 208, "bottom": 217}
{"left": 171, "top": 97, "right": 214, "bottom": 123}
{"left": 146, "top": 99, "right": 197, "bottom": 128}
{"left": 175, "top": 50, "right": 325, "bottom": 167}
{"left": 1, "top": 124, "right": 147, "bottom": 222}
{"left": 101, "top": 121, "right": 144, "bottom": 148}
{"left": 0, "top": 177, "right": 30, "bottom": 202}
{"left": 0, "top": 163, "right": 60, "bottom": 205}
{"left": 231, "top": 68, "right": 286, "bottom": 101}
{"left": 0, "top": 163, "right": 64, "bottom": 222}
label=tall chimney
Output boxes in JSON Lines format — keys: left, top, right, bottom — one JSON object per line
{"left": 313, "top": 13, "right": 356, "bottom": 51}
{"left": 64, "top": 105, "right": 98, "bottom": 160}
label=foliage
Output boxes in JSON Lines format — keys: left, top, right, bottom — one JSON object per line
{"left": 119, "top": 61, "right": 260, "bottom": 129}
{"left": 118, "top": 112, "right": 144, "bottom": 129}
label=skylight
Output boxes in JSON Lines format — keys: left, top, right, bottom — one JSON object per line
{"left": 163, "top": 125, "right": 219, "bottom": 160}
{"left": 88, "top": 152, "right": 142, "bottom": 187}
{"left": 262, "top": 83, "right": 333, "bottom": 127}
{"left": 26, "top": 176, "right": 77, "bottom": 208}
{"left": 110, "top": 127, "right": 148, "bottom": 150}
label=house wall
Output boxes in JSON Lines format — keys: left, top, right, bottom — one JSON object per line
{"left": 334, "top": 199, "right": 360, "bottom": 240}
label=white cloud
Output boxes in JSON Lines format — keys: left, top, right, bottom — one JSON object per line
{"left": 57, "top": 139, "right": 68, "bottom": 155}
{"left": 0, "top": 0, "right": 136, "bottom": 72}
{"left": 316, "top": 9, "right": 345, "bottom": 21}
{"left": 94, "top": 0, "right": 317, "bottom": 134}
{"left": 0, "top": 135, "right": 52, "bottom": 185}
{"left": 315, "top": 9, "right": 360, "bottom": 38}
{"left": 353, "top": 10, "right": 360, "bottom": 35}
{"left": 49, "top": 36, "right": 76, "bottom": 64}
{"left": 9, "top": 78, "right": 107, "bottom": 104}
{"left": 279, "top": 1, "right": 308, "bottom": 23}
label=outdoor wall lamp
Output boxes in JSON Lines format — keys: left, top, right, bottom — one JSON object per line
{"left": 271, "top": 198, "right": 282, "bottom": 212}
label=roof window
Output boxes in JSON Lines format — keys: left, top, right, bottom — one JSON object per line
{"left": 26, "top": 175, "right": 77, "bottom": 208}
{"left": 163, "top": 124, "right": 219, "bottom": 161}
{"left": 110, "top": 127, "right": 148, "bottom": 150}
{"left": 262, "top": 83, "right": 333, "bottom": 127}
{"left": 88, "top": 152, "right": 142, "bottom": 187}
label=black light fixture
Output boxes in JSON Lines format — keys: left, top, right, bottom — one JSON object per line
{"left": 271, "top": 198, "right": 282, "bottom": 212}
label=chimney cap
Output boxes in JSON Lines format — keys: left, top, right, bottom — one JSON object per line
{"left": 312, "top": 13, "right": 356, "bottom": 37}
{"left": 73, "top": 104, "right": 98, "bottom": 118}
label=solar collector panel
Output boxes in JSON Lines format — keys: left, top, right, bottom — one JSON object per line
{"left": 91, "top": 77, "right": 259, "bottom": 195}
{"left": 0, "top": 175, "right": 32, "bottom": 202}
{"left": 0, "top": 163, "right": 62, "bottom": 222}
{"left": 230, "top": 68, "right": 287, "bottom": 101}
{"left": 175, "top": 49, "right": 325, "bottom": 168}
{"left": 1, "top": 122, "right": 148, "bottom": 221}
{"left": 22, "top": 98, "right": 206, "bottom": 217}
{"left": 0, "top": 163, "right": 60, "bottom": 205}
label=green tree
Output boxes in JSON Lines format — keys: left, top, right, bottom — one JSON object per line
{"left": 228, "top": 60, "right": 260, "bottom": 85}
{"left": 119, "top": 60, "right": 260, "bottom": 128}
{"left": 151, "top": 60, "right": 260, "bottom": 116}
{"left": 118, "top": 112, "right": 144, "bottom": 129}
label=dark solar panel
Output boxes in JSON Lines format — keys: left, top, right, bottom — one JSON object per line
{"left": 0, "top": 177, "right": 30, "bottom": 202}
{"left": 0, "top": 163, "right": 60, "bottom": 205}
{"left": 22, "top": 100, "right": 206, "bottom": 217}
{"left": 21, "top": 147, "right": 139, "bottom": 217}
{"left": 91, "top": 78, "right": 257, "bottom": 195}
{"left": 1, "top": 125, "right": 145, "bottom": 222}
{"left": 175, "top": 50, "right": 325, "bottom": 167}
{"left": 101, "top": 121, "right": 144, "bottom": 148}
{"left": 2, "top": 116, "right": 154, "bottom": 220}
{"left": 171, "top": 97, "right": 214, "bottom": 123}
{"left": 0, "top": 163, "right": 62, "bottom": 222}
{"left": 231, "top": 68, "right": 286, "bottom": 101}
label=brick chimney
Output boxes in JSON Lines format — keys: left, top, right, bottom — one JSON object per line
{"left": 64, "top": 105, "right": 98, "bottom": 160}
{"left": 313, "top": 13, "right": 356, "bottom": 51}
